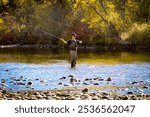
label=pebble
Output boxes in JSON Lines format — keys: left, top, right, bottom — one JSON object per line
{"left": 59, "top": 77, "right": 66, "bottom": 80}
{"left": 93, "top": 83, "right": 99, "bottom": 85}
{"left": 70, "top": 77, "right": 77, "bottom": 83}
{"left": 68, "top": 74, "right": 75, "bottom": 77}
{"left": 64, "top": 84, "right": 72, "bottom": 86}
{"left": 1, "top": 79, "right": 6, "bottom": 83}
{"left": 93, "top": 78, "right": 99, "bottom": 80}
{"left": 131, "top": 81, "right": 138, "bottom": 84}
{"left": 40, "top": 80, "right": 46, "bottom": 83}
{"left": 98, "top": 78, "right": 104, "bottom": 81}
{"left": 102, "top": 92, "right": 109, "bottom": 96}
{"left": 82, "top": 88, "right": 88, "bottom": 93}
{"left": 143, "top": 86, "right": 149, "bottom": 89}
{"left": 2, "top": 90, "right": 7, "bottom": 94}
{"left": 36, "top": 95, "right": 43, "bottom": 99}
{"left": 106, "top": 77, "right": 112, "bottom": 81}
{"left": 127, "top": 92, "right": 133, "bottom": 95}
{"left": 17, "top": 82, "right": 25, "bottom": 85}
{"left": 84, "top": 78, "right": 90, "bottom": 81}
{"left": 35, "top": 78, "right": 39, "bottom": 80}
{"left": 83, "top": 82, "right": 89, "bottom": 85}
{"left": 58, "top": 82, "right": 62, "bottom": 85}
{"left": 120, "top": 95, "right": 128, "bottom": 100}
{"left": 27, "top": 82, "right": 32, "bottom": 85}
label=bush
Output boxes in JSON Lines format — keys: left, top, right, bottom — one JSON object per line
{"left": 122, "top": 23, "right": 150, "bottom": 45}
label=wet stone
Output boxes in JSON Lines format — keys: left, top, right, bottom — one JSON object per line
{"left": 131, "top": 81, "right": 138, "bottom": 84}
{"left": 127, "top": 92, "right": 133, "bottom": 95}
{"left": 143, "top": 86, "right": 149, "bottom": 89}
{"left": 98, "top": 78, "right": 104, "bottom": 81}
{"left": 70, "top": 77, "right": 77, "bottom": 83}
{"left": 59, "top": 77, "right": 66, "bottom": 80}
{"left": 58, "top": 82, "right": 62, "bottom": 85}
{"left": 106, "top": 77, "right": 112, "bottom": 81}
{"left": 68, "top": 74, "right": 75, "bottom": 77}
{"left": 93, "top": 83, "right": 99, "bottom": 85}
{"left": 27, "top": 82, "right": 32, "bottom": 85}
{"left": 84, "top": 78, "right": 90, "bottom": 81}
{"left": 1, "top": 79, "right": 6, "bottom": 83}
{"left": 83, "top": 82, "right": 89, "bottom": 85}
{"left": 64, "top": 84, "right": 72, "bottom": 86}
{"left": 93, "top": 78, "right": 99, "bottom": 80}
{"left": 17, "top": 82, "right": 25, "bottom": 85}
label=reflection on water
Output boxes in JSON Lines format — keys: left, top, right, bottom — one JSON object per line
{"left": 0, "top": 48, "right": 150, "bottom": 94}
{"left": 0, "top": 48, "right": 150, "bottom": 64}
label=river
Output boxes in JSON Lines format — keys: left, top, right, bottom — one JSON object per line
{"left": 0, "top": 48, "right": 150, "bottom": 94}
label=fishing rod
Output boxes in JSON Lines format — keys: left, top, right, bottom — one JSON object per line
{"left": 28, "top": 26, "right": 67, "bottom": 44}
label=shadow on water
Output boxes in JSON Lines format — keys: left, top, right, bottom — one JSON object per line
{"left": 0, "top": 48, "right": 150, "bottom": 94}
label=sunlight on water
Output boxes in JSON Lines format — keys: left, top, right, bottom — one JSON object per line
{"left": 0, "top": 48, "right": 150, "bottom": 94}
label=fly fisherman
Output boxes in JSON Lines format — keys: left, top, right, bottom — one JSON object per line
{"left": 66, "top": 33, "right": 82, "bottom": 68}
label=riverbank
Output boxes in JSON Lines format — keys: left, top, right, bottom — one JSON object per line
{"left": 0, "top": 88, "right": 150, "bottom": 100}
{"left": 0, "top": 44, "right": 150, "bottom": 51}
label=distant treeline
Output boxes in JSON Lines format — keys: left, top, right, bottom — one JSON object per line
{"left": 0, "top": 0, "right": 150, "bottom": 46}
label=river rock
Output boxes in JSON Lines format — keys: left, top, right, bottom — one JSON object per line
{"left": 131, "top": 81, "right": 138, "bottom": 84}
{"left": 27, "top": 82, "right": 32, "bottom": 85}
{"left": 40, "top": 79, "right": 46, "bottom": 83}
{"left": 120, "top": 95, "right": 128, "bottom": 100}
{"left": 83, "top": 82, "right": 89, "bottom": 85}
{"left": 70, "top": 77, "right": 77, "bottom": 83}
{"left": 35, "top": 78, "right": 39, "bottom": 81}
{"left": 16, "top": 82, "right": 25, "bottom": 85}
{"left": 1, "top": 79, "right": 6, "bottom": 83}
{"left": 82, "top": 88, "right": 88, "bottom": 93}
{"left": 93, "top": 78, "right": 99, "bottom": 80}
{"left": 143, "top": 86, "right": 149, "bottom": 89}
{"left": 93, "top": 83, "right": 99, "bottom": 85}
{"left": 102, "top": 92, "right": 109, "bottom": 96}
{"left": 59, "top": 77, "right": 66, "bottom": 80}
{"left": 98, "top": 78, "right": 104, "bottom": 81}
{"left": 58, "top": 82, "right": 62, "bottom": 85}
{"left": 68, "top": 74, "right": 75, "bottom": 77}
{"left": 127, "top": 92, "right": 133, "bottom": 94}
{"left": 84, "top": 78, "right": 90, "bottom": 81}
{"left": 36, "top": 94, "right": 43, "bottom": 99}
{"left": 101, "top": 96, "right": 109, "bottom": 99}
{"left": 64, "top": 84, "right": 72, "bottom": 86}
{"left": 2, "top": 90, "right": 7, "bottom": 94}
{"left": 106, "top": 77, "right": 112, "bottom": 81}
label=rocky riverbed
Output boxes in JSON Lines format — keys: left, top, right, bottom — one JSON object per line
{"left": 0, "top": 88, "right": 150, "bottom": 100}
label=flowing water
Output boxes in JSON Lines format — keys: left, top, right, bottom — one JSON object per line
{"left": 0, "top": 48, "right": 150, "bottom": 94}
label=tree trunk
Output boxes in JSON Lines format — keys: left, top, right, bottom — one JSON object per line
{"left": 88, "top": 2, "right": 121, "bottom": 41}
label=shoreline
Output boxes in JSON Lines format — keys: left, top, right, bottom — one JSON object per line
{"left": 0, "top": 88, "right": 150, "bottom": 100}
{"left": 0, "top": 44, "right": 150, "bottom": 51}
{"left": 0, "top": 85, "right": 150, "bottom": 100}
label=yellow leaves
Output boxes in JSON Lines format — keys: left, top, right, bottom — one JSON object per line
{"left": 0, "top": 18, "right": 3, "bottom": 24}
{"left": 2, "top": 0, "right": 9, "bottom": 5}
{"left": 0, "top": 18, "right": 6, "bottom": 30}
